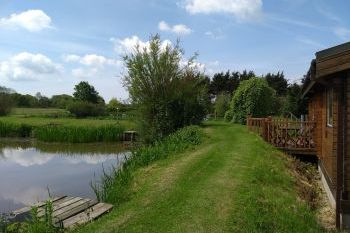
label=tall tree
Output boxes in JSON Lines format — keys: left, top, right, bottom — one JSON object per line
{"left": 264, "top": 72, "right": 288, "bottom": 96}
{"left": 73, "top": 81, "right": 100, "bottom": 103}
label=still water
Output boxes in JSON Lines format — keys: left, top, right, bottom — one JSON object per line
{"left": 0, "top": 139, "right": 129, "bottom": 213}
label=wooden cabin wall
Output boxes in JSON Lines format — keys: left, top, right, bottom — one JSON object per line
{"left": 309, "top": 86, "right": 337, "bottom": 194}
{"left": 345, "top": 72, "right": 350, "bottom": 196}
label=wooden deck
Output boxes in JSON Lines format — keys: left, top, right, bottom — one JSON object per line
{"left": 10, "top": 196, "right": 113, "bottom": 229}
{"left": 247, "top": 116, "right": 317, "bottom": 155}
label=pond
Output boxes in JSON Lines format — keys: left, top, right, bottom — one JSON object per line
{"left": 0, "top": 139, "right": 130, "bottom": 213}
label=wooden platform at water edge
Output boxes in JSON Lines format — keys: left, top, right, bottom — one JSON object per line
{"left": 10, "top": 196, "right": 113, "bottom": 229}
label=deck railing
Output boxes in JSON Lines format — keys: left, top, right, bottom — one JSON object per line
{"left": 247, "top": 116, "right": 316, "bottom": 151}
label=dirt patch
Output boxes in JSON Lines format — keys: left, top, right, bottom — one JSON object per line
{"left": 285, "top": 155, "right": 336, "bottom": 231}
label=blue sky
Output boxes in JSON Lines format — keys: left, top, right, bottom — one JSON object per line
{"left": 0, "top": 0, "right": 350, "bottom": 101}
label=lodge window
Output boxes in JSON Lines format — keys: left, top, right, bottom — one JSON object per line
{"left": 326, "top": 88, "right": 333, "bottom": 127}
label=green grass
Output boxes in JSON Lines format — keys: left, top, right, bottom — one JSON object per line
{"left": 92, "top": 125, "right": 203, "bottom": 204}
{"left": 0, "top": 108, "right": 136, "bottom": 142}
{"left": 73, "top": 121, "right": 325, "bottom": 233}
{"left": 11, "top": 108, "right": 69, "bottom": 117}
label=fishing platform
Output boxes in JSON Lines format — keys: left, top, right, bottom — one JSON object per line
{"left": 10, "top": 196, "right": 113, "bottom": 229}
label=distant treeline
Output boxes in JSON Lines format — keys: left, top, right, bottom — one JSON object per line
{"left": 0, "top": 82, "right": 134, "bottom": 118}
{"left": 209, "top": 70, "right": 308, "bottom": 119}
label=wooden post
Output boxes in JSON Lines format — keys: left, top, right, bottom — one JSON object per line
{"left": 247, "top": 114, "right": 252, "bottom": 130}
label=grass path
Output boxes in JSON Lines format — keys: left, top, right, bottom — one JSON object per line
{"left": 74, "top": 121, "right": 324, "bottom": 233}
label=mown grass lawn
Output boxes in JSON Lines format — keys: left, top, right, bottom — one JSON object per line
{"left": 73, "top": 121, "right": 324, "bottom": 233}
{"left": 0, "top": 108, "right": 136, "bottom": 130}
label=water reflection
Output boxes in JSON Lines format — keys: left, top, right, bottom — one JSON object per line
{"left": 0, "top": 139, "right": 129, "bottom": 213}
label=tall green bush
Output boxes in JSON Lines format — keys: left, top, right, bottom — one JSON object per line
{"left": 227, "top": 77, "right": 276, "bottom": 124}
{"left": 214, "top": 92, "right": 231, "bottom": 118}
{"left": 123, "top": 35, "right": 209, "bottom": 142}
{"left": 67, "top": 101, "right": 105, "bottom": 118}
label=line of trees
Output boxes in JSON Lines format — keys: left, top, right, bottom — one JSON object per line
{"left": 211, "top": 70, "right": 307, "bottom": 121}
{"left": 0, "top": 83, "right": 133, "bottom": 118}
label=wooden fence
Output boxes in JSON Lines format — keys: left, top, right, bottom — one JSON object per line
{"left": 247, "top": 116, "right": 316, "bottom": 152}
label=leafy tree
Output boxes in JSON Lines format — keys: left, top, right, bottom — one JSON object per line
{"left": 284, "top": 83, "right": 308, "bottom": 117}
{"left": 0, "top": 93, "right": 13, "bottom": 116}
{"left": 51, "top": 94, "right": 74, "bottom": 109}
{"left": 239, "top": 70, "right": 255, "bottom": 82}
{"left": 10, "top": 93, "right": 38, "bottom": 107}
{"left": 107, "top": 98, "right": 125, "bottom": 117}
{"left": 264, "top": 72, "right": 288, "bottom": 96}
{"left": 209, "top": 70, "right": 255, "bottom": 96}
{"left": 226, "top": 77, "right": 276, "bottom": 124}
{"left": 214, "top": 92, "right": 231, "bottom": 118}
{"left": 123, "top": 35, "right": 209, "bottom": 142}
{"left": 73, "top": 81, "right": 100, "bottom": 104}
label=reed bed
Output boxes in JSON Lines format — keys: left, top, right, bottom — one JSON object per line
{"left": 0, "top": 120, "right": 125, "bottom": 143}
{"left": 0, "top": 121, "right": 33, "bottom": 137}
{"left": 34, "top": 124, "right": 124, "bottom": 143}
{"left": 92, "top": 125, "right": 203, "bottom": 205}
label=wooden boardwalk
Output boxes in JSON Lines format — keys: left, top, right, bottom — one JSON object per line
{"left": 10, "top": 196, "right": 113, "bottom": 229}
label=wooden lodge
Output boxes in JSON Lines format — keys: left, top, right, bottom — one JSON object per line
{"left": 302, "top": 41, "right": 350, "bottom": 229}
{"left": 247, "top": 41, "right": 350, "bottom": 229}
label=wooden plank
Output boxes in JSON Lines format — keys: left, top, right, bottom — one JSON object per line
{"left": 62, "top": 203, "right": 113, "bottom": 229}
{"left": 53, "top": 199, "right": 98, "bottom": 224}
{"left": 12, "top": 196, "right": 66, "bottom": 216}
{"left": 37, "top": 197, "right": 82, "bottom": 217}
{"left": 10, "top": 196, "right": 66, "bottom": 222}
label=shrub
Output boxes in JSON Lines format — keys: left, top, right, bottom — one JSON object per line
{"left": 67, "top": 101, "right": 105, "bottom": 118}
{"left": 224, "top": 110, "right": 233, "bottom": 122}
{"left": 227, "top": 77, "right": 276, "bottom": 124}
{"left": 0, "top": 93, "right": 13, "bottom": 116}
{"left": 214, "top": 92, "right": 231, "bottom": 118}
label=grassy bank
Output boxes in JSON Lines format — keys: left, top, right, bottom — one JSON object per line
{"left": 92, "top": 125, "right": 203, "bottom": 204}
{"left": 74, "top": 121, "right": 325, "bottom": 233}
{"left": 0, "top": 108, "right": 135, "bottom": 143}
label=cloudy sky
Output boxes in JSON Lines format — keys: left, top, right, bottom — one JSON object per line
{"left": 0, "top": 0, "right": 349, "bottom": 101}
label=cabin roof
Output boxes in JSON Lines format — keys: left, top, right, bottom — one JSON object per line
{"left": 302, "top": 41, "right": 350, "bottom": 98}
{"left": 316, "top": 42, "right": 350, "bottom": 60}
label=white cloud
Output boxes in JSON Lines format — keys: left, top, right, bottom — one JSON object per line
{"left": 62, "top": 54, "right": 121, "bottom": 79}
{"left": 71, "top": 67, "right": 99, "bottom": 79}
{"left": 0, "top": 9, "right": 52, "bottom": 32}
{"left": 110, "top": 36, "right": 172, "bottom": 54}
{"left": 158, "top": 21, "right": 192, "bottom": 35}
{"left": 63, "top": 54, "right": 121, "bottom": 67}
{"left": 0, "top": 52, "right": 62, "bottom": 81}
{"left": 334, "top": 27, "right": 350, "bottom": 41}
{"left": 183, "top": 0, "right": 263, "bottom": 21}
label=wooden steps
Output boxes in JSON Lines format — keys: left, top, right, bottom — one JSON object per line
{"left": 10, "top": 196, "right": 113, "bottom": 229}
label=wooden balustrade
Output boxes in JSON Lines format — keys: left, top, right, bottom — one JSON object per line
{"left": 247, "top": 116, "right": 316, "bottom": 153}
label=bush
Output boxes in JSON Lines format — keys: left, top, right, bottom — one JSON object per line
{"left": 227, "top": 77, "right": 276, "bottom": 124}
{"left": 0, "top": 93, "right": 13, "bottom": 116}
{"left": 215, "top": 92, "right": 231, "bottom": 118}
{"left": 67, "top": 101, "right": 105, "bottom": 118}
{"left": 224, "top": 110, "right": 233, "bottom": 122}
